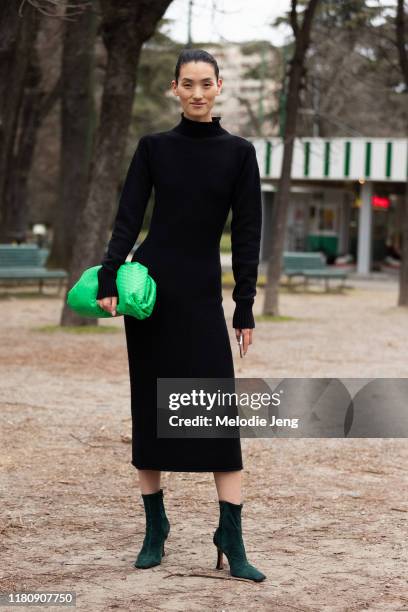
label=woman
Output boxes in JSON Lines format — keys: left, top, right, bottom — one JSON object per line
{"left": 96, "top": 48, "right": 265, "bottom": 582}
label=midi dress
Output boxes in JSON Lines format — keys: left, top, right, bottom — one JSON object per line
{"left": 96, "top": 112, "right": 262, "bottom": 471}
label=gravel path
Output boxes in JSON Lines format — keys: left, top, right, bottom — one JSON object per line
{"left": 1, "top": 279, "right": 408, "bottom": 611}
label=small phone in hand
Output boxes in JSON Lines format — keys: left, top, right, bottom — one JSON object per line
{"left": 238, "top": 332, "right": 243, "bottom": 358}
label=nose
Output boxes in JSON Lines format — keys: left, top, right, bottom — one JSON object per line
{"left": 191, "top": 86, "right": 204, "bottom": 99}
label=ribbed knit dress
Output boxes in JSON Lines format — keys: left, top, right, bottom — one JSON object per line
{"left": 96, "top": 111, "right": 262, "bottom": 471}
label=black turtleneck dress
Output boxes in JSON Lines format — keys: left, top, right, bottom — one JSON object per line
{"left": 96, "top": 112, "right": 262, "bottom": 472}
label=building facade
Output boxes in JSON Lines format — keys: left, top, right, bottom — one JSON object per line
{"left": 251, "top": 137, "right": 408, "bottom": 274}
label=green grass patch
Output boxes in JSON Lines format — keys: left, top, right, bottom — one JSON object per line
{"left": 223, "top": 272, "right": 266, "bottom": 288}
{"left": 0, "top": 291, "right": 62, "bottom": 299}
{"left": 33, "top": 324, "right": 121, "bottom": 334}
{"left": 220, "top": 233, "right": 232, "bottom": 253}
{"left": 222, "top": 272, "right": 352, "bottom": 295}
{"left": 256, "top": 314, "right": 297, "bottom": 322}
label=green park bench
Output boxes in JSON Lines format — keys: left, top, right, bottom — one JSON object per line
{"left": 283, "top": 251, "right": 348, "bottom": 292}
{"left": 0, "top": 244, "right": 67, "bottom": 294}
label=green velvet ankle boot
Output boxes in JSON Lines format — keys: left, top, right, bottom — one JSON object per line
{"left": 213, "top": 500, "right": 266, "bottom": 582}
{"left": 134, "top": 488, "right": 170, "bottom": 569}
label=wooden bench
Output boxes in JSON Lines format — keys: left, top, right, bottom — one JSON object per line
{"left": 0, "top": 244, "right": 67, "bottom": 294}
{"left": 283, "top": 251, "right": 347, "bottom": 292}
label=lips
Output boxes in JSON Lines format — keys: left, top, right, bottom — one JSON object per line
{"left": 192, "top": 103, "right": 205, "bottom": 106}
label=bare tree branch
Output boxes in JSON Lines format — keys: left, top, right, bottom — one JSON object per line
{"left": 396, "top": 0, "right": 408, "bottom": 89}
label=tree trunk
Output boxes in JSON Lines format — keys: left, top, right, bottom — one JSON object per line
{"left": 396, "top": 0, "right": 408, "bottom": 306}
{"left": 0, "top": 1, "right": 39, "bottom": 239}
{"left": 61, "top": 0, "right": 173, "bottom": 326}
{"left": 48, "top": 0, "right": 97, "bottom": 270}
{"left": 2, "top": 45, "right": 45, "bottom": 242}
{"left": 263, "top": 0, "right": 320, "bottom": 317}
{"left": 398, "top": 186, "right": 408, "bottom": 306}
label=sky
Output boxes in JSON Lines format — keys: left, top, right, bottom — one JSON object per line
{"left": 164, "top": 0, "right": 293, "bottom": 47}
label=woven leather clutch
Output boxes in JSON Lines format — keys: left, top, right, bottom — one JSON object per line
{"left": 67, "top": 261, "right": 156, "bottom": 319}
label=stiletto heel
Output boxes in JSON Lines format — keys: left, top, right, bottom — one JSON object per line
{"left": 212, "top": 500, "right": 266, "bottom": 582}
{"left": 216, "top": 547, "right": 224, "bottom": 569}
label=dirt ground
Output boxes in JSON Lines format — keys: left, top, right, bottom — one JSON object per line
{"left": 1, "top": 278, "right": 408, "bottom": 611}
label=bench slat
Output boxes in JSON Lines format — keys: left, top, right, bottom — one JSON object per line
{"left": 0, "top": 245, "right": 67, "bottom": 283}
{"left": 283, "top": 251, "right": 348, "bottom": 285}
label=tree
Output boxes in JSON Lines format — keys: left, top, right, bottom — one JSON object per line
{"left": 0, "top": 1, "right": 40, "bottom": 241}
{"left": 48, "top": 0, "right": 97, "bottom": 268}
{"left": 60, "top": 0, "right": 173, "bottom": 326}
{"left": 274, "top": 0, "right": 408, "bottom": 304}
{"left": 0, "top": 0, "right": 91, "bottom": 243}
{"left": 396, "top": 0, "right": 408, "bottom": 306}
{"left": 263, "top": 0, "right": 320, "bottom": 317}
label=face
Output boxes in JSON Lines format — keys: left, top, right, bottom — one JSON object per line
{"left": 171, "top": 61, "right": 222, "bottom": 121}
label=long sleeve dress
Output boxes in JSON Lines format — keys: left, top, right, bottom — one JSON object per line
{"left": 96, "top": 112, "right": 262, "bottom": 471}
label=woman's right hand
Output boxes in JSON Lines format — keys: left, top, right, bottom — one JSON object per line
{"left": 97, "top": 296, "right": 117, "bottom": 317}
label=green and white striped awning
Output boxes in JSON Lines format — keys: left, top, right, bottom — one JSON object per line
{"left": 251, "top": 137, "right": 408, "bottom": 182}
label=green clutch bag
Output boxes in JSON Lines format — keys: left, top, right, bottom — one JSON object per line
{"left": 67, "top": 261, "right": 156, "bottom": 319}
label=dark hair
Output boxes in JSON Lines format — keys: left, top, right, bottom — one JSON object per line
{"left": 174, "top": 48, "right": 219, "bottom": 83}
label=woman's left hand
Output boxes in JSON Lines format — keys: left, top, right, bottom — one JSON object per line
{"left": 235, "top": 328, "right": 253, "bottom": 356}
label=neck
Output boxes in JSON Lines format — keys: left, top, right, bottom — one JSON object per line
{"left": 183, "top": 109, "right": 213, "bottom": 122}
{"left": 171, "top": 111, "right": 226, "bottom": 138}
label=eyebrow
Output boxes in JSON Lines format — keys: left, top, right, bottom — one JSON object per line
{"left": 181, "top": 77, "right": 214, "bottom": 82}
